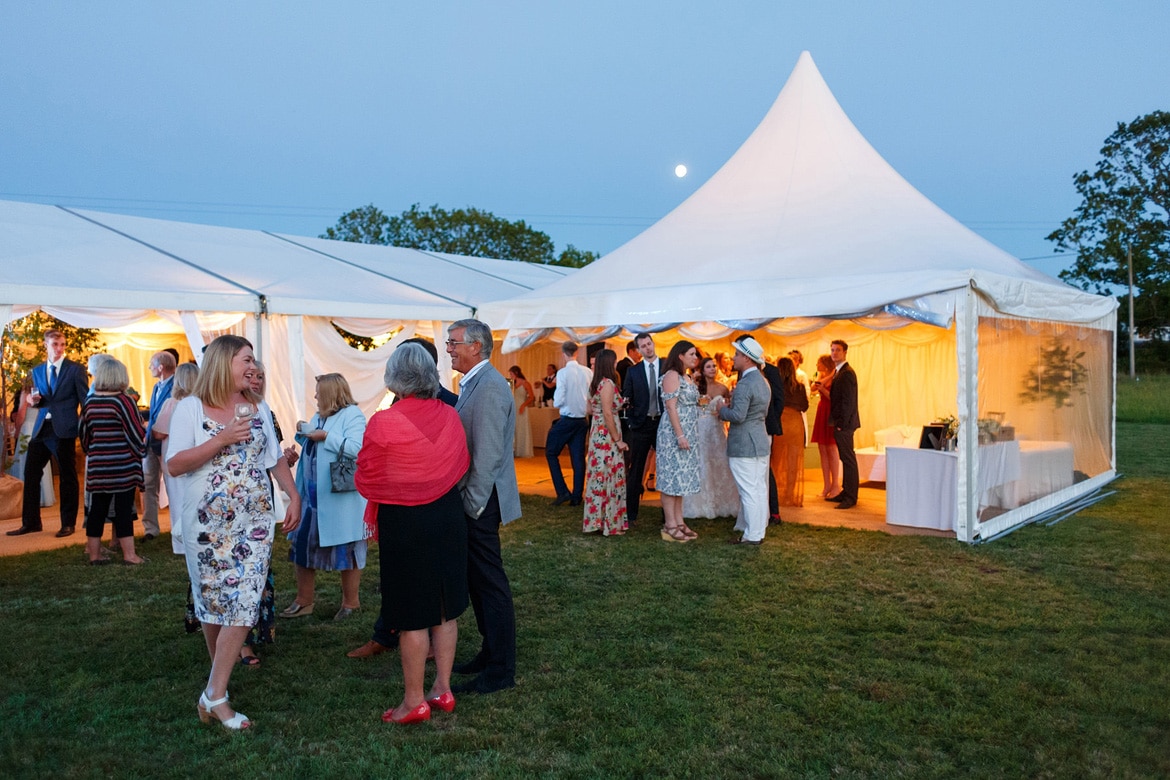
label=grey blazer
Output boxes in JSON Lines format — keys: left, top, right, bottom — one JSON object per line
{"left": 454, "top": 362, "right": 522, "bottom": 524}
{"left": 718, "top": 368, "right": 772, "bottom": 458}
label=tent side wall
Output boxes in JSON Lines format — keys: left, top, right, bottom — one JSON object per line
{"left": 963, "top": 296, "right": 1117, "bottom": 542}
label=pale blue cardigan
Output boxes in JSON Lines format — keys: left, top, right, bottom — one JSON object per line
{"left": 294, "top": 404, "right": 368, "bottom": 548}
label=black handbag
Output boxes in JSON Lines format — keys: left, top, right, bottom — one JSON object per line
{"left": 329, "top": 453, "right": 357, "bottom": 493}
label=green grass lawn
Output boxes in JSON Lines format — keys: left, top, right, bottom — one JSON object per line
{"left": 1116, "top": 374, "right": 1170, "bottom": 424}
{"left": 2, "top": 420, "right": 1167, "bottom": 777}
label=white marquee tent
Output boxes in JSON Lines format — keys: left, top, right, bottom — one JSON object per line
{"left": 1, "top": 198, "right": 573, "bottom": 435}
{"left": 480, "top": 52, "right": 1117, "bottom": 543}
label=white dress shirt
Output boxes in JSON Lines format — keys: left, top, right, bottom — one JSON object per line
{"left": 553, "top": 360, "right": 591, "bottom": 418}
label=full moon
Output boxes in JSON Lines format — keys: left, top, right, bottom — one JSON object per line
{"left": 674, "top": 164, "right": 687, "bottom": 178}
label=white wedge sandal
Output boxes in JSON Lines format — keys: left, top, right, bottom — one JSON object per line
{"left": 198, "top": 690, "right": 252, "bottom": 730}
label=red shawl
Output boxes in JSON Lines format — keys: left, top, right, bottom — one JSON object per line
{"left": 355, "top": 397, "right": 469, "bottom": 539}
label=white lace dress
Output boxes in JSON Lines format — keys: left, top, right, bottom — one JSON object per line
{"left": 683, "top": 407, "right": 741, "bottom": 519}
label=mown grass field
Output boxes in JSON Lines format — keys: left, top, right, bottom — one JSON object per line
{"left": 1, "top": 387, "right": 1167, "bottom": 778}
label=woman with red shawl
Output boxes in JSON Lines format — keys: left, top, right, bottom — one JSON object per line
{"left": 356, "top": 342, "right": 470, "bottom": 725}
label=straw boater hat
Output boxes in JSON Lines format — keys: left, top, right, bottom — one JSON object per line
{"left": 733, "top": 336, "right": 765, "bottom": 365}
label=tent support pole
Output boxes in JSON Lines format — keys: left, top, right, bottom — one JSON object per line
{"left": 954, "top": 285, "right": 979, "bottom": 543}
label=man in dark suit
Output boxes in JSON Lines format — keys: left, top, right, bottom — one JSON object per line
{"left": 827, "top": 339, "right": 861, "bottom": 509}
{"left": 621, "top": 332, "right": 661, "bottom": 525}
{"left": 448, "top": 319, "right": 520, "bottom": 695}
{"left": 760, "top": 354, "right": 785, "bottom": 523}
{"left": 10, "top": 329, "right": 89, "bottom": 537}
{"left": 615, "top": 340, "right": 639, "bottom": 387}
{"left": 347, "top": 337, "right": 457, "bottom": 660}
{"left": 615, "top": 340, "right": 640, "bottom": 459}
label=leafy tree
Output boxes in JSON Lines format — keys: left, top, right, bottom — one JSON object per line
{"left": 1047, "top": 111, "right": 1170, "bottom": 376}
{"left": 321, "top": 203, "right": 597, "bottom": 267}
{"left": 319, "top": 204, "right": 393, "bottom": 244}
{"left": 553, "top": 244, "right": 599, "bottom": 268}
{"left": 2, "top": 313, "right": 105, "bottom": 465}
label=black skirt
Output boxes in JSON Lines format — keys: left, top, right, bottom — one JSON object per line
{"left": 377, "top": 486, "right": 469, "bottom": 631}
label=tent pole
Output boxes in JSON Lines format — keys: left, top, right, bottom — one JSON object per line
{"left": 954, "top": 285, "right": 979, "bottom": 543}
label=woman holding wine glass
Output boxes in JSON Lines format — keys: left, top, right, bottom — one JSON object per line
{"left": 166, "top": 335, "right": 300, "bottom": 730}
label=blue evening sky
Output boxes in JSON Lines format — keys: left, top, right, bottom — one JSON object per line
{"left": 2, "top": 2, "right": 1167, "bottom": 280}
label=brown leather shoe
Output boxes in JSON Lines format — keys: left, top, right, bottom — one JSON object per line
{"left": 346, "top": 640, "right": 392, "bottom": 659}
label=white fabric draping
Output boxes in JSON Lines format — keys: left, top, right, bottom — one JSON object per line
{"left": 330, "top": 317, "right": 415, "bottom": 339}
{"left": 258, "top": 314, "right": 298, "bottom": 444}
{"left": 500, "top": 312, "right": 931, "bottom": 355}
{"left": 301, "top": 316, "right": 415, "bottom": 421}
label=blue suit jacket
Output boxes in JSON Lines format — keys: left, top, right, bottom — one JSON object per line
{"left": 145, "top": 375, "right": 174, "bottom": 454}
{"left": 30, "top": 358, "right": 89, "bottom": 439}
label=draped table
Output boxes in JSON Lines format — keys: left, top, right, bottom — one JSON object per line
{"left": 985, "top": 440, "right": 1074, "bottom": 509}
{"left": 886, "top": 441, "right": 1023, "bottom": 531}
{"left": 527, "top": 406, "right": 560, "bottom": 449}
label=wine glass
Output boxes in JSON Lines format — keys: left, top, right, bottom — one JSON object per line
{"left": 234, "top": 403, "right": 254, "bottom": 423}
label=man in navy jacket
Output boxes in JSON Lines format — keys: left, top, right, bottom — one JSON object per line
{"left": 9, "top": 329, "right": 89, "bottom": 537}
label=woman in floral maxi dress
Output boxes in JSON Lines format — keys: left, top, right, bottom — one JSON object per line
{"left": 582, "top": 349, "right": 629, "bottom": 536}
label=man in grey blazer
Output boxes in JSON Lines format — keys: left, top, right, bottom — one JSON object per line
{"left": 447, "top": 318, "right": 520, "bottom": 694}
{"left": 717, "top": 336, "right": 773, "bottom": 545}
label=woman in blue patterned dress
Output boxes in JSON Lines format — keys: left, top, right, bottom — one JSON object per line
{"left": 656, "top": 340, "right": 702, "bottom": 542}
{"left": 166, "top": 335, "right": 300, "bottom": 731}
{"left": 281, "top": 373, "right": 368, "bottom": 621}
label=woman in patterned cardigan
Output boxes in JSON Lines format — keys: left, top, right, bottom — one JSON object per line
{"left": 80, "top": 358, "right": 146, "bottom": 565}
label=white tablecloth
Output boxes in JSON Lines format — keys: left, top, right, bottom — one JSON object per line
{"left": 886, "top": 447, "right": 959, "bottom": 530}
{"left": 976, "top": 441, "right": 1021, "bottom": 500}
{"left": 885, "top": 441, "right": 1023, "bottom": 530}
{"left": 855, "top": 447, "right": 888, "bottom": 482}
{"left": 985, "top": 441, "right": 1074, "bottom": 508}
{"left": 528, "top": 407, "right": 560, "bottom": 448}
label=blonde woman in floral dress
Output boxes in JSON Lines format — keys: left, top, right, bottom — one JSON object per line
{"left": 582, "top": 349, "right": 628, "bottom": 536}
{"left": 167, "top": 335, "right": 300, "bottom": 731}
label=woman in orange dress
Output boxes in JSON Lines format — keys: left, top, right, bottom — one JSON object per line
{"left": 775, "top": 357, "right": 809, "bottom": 507}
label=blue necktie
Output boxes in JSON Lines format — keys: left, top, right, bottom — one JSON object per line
{"left": 50, "top": 364, "right": 58, "bottom": 393}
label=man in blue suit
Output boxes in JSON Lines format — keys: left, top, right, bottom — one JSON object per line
{"left": 9, "top": 329, "right": 89, "bottom": 537}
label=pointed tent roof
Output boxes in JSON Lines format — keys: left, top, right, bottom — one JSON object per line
{"left": 481, "top": 52, "right": 1112, "bottom": 330}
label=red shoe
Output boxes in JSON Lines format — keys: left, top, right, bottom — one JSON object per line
{"left": 426, "top": 691, "right": 456, "bottom": 713}
{"left": 382, "top": 701, "right": 430, "bottom": 724}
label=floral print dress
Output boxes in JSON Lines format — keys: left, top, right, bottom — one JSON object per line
{"left": 655, "top": 375, "right": 702, "bottom": 496}
{"left": 582, "top": 379, "right": 628, "bottom": 536}
{"left": 184, "top": 412, "right": 276, "bottom": 627}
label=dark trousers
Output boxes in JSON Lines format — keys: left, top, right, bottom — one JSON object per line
{"left": 85, "top": 489, "right": 136, "bottom": 539}
{"left": 465, "top": 488, "right": 516, "bottom": 682}
{"left": 22, "top": 433, "right": 79, "bottom": 530}
{"left": 370, "top": 613, "right": 400, "bottom": 649}
{"left": 835, "top": 428, "right": 858, "bottom": 501}
{"left": 768, "top": 469, "right": 780, "bottom": 516}
{"left": 625, "top": 417, "right": 659, "bottom": 522}
{"left": 544, "top": 415, "right": 588, "bottom": 501}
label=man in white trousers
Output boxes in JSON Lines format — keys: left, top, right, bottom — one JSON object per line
{"left": 716, "top": 336, "right": 773, "bottom": 545}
